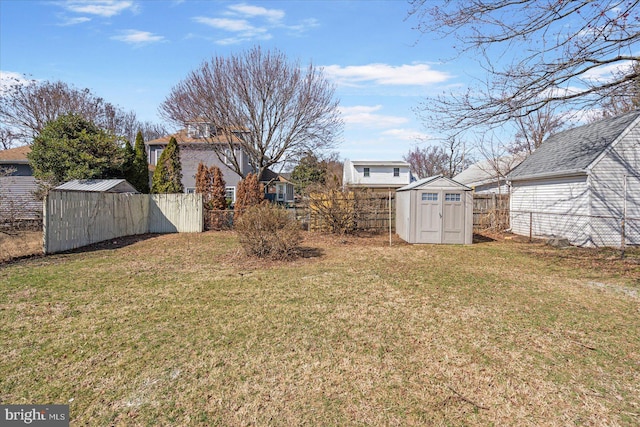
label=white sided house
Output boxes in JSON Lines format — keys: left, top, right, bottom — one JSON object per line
{"left": 343, "top": 160, "right": 413, "bottom": 191}
{"left": 454, "top": 156, "right": 521, "bottom": 195}
{"left": 508, "top": 110, "right": 640, "bottom": 247}
{"left": 396, "top": 175, "right": 473, "bottom": 244}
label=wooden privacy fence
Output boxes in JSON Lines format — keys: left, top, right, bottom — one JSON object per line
{"left": 473, "top": 193, "right": 510, "bottom": 230}
{"left": 44, "top": 191, "right": 202, "bottom": 254}
{"left": 297, "top": 191, "right": 395, "bottom": 233}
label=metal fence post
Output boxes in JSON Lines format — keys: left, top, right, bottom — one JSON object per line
{"left": 529, "top": 211, "right": 533, "bottom": 242}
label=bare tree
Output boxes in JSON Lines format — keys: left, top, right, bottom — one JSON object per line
{"left": 160, "top": 46, "right": 343, "bottom": 180}
{"left": 404, "top": 136, "right": 471, "bottom": 179}
{"left": 593, "top": 60, "right": 640, "bottom": 119}
{"left": 409, "top": 0, "right": 640, "bottom": 133}
{"left": 0, "top": 78, "right": 166, "bottom": 145}
{"left": 403, "top": 145, "right": 448, "bottom": 179}
{"left": 510, "top": 106, "right": 567, "bottom": 156}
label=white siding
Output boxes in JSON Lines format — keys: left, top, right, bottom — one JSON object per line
{"left": 510, "top": 176, "right": 591, "bottom": 246}
{"left": 590, "top": 126, "right": 640, "bottom": 246}
{"left": 344, "top": 161, "right": 412, "bottom": 188}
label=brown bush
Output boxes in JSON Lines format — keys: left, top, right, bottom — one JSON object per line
{"left": 235, "top": 203, "right": 302, "bottom": 260}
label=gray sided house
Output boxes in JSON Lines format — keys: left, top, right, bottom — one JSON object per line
{"left": 508, "top": 110, "right": 640, "bottom": 247}
{"left": 396, "top": 175, "right": 473, "bottom": 244}
{"left": 0, "top": 145, "right": 41, "bottom": 221}
{"left": 147, "top": 122, "right": 294, "bottom": 204}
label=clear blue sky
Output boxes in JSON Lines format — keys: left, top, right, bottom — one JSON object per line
{"left": 0, "top": 0, "right": 475, "bottom": 161}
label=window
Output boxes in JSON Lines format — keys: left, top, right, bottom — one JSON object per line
{"left": 154, "top": 148, "right": 164, "bottom": 166}
{"left": 186, "top": 188, "right": 196, "bottom": 194}
{"left": 445, "top": 193, "right": 461, "bottom": 202}
{"left": 364, "top": 167, "right": 370, "bottom": 177}
{"left": 225, "top": 186, "right": 236, "bottom": 203}
{"left": 421, "top": 193, "right": 438, "bottom": 201}
{"left": 393, "top": 167, "right": 400, "bottom": 177}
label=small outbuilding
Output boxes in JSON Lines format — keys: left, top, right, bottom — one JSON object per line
{"left": 54, "top": 179, "right": 139, "bottom": 193}
{"left": 396, "top": 175, "right": 473, "bottom": 244}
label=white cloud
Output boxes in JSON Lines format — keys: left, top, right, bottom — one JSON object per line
{"left": 194, "top": 2, "right": 316, "bottom": 44}
{"left": 227, "top": 3, "right": 285, "bottom": 23}
{"left": 0, "top": 71, "right": 34, "bottom": 94}
{"left": 381, "top": 128, "right": 429, "bottom": 142}
{"left": 582, "top": 61, "right": 633, "bottom": 83}
{"left": 194, "top": 17, "right": 256, "bottom": 33}
{"left": 340, "top": 105, "right": 409, "bottom": 128}
{"left": 61, "top": 1, "right": 137, "bottom": 17}
{"left": 323, "top": 63, "right": 451, "bottom": 86}
{"left": 58, "top": 16, "right": 91, "bottom": 26}
{"left": 111, "top": 30, "right": 165, "bottom": 45}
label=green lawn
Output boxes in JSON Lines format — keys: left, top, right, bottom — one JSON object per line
{"left": 1, "top": 231, "right": 639, "bottom": 426}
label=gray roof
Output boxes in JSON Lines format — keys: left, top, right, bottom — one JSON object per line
{"left": 454, "top": 156, "right": 521, "bottom": 187}
{"left": 55, "top": 179, "right": 139, "bottom": 193}
{"left": 509, "top": 110, "right": 640, "bottom": 181}
{"left": 397, "top": 175, "right": 471, "bottom": 192}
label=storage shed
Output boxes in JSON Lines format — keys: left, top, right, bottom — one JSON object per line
{"left": 396, "top": 175, "right": 473, "bottom": 244}
{"left": 54, "top": 179, "right": 139, "bottom": 193}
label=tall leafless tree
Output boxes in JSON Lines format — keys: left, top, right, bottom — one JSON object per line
{"left": 0, "top": 78, "right": 166, "bottom": 146}
{"left": 404, "top": 136, "right": 471, "bottom": 179}
{"left": 160, "top": 46, "right": 343, "bottom": 180}
{"left": 409, "top": 0, "right": 640, "bottom": 133}
{"left": 593, "top": 60, "right": 640, "bottom": 120}
{"left": 510, "top": 105, "right": 567, "bottom": 156}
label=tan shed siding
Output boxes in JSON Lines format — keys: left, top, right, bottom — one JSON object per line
{"left": 510, "top": 176, "right": 591, "bottom": 245}
{"left": 590, "top": 128, "right": 640, "bottom": 246}
{"left": 149, "top": 194, "right": 203, "bottom": 233}
{"left": 395, "top": 191, "right": 411, "bottom": 242}
{"left": 0, "top": 175, "right": 41, "bottom": 220}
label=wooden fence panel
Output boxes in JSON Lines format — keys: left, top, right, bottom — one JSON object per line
{"left": 44, "top": 192, "right": 202, "bottom": 254}
{"left": 149, "top": 194, "right": 203, "bottom": 233}
{"left": 473, "top": 193, "right": 510, "bottom": 230}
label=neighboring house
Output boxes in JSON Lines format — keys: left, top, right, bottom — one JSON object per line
{"left": 508, "top": 110, "right": 640, "bottom": 247}
{"left": 343, "top": 160, "right": 413, "bottom": 191}
{"left": 146, "top": 121, "right": 294, "bottom": 204}
{"left": 0, "top": 145, "right": 41, "bottom": 221}
{"left": 55, "top": 179, "right": 139, "bottom": 193}
{"left": 454, "top": 156, "right": 521, "bottom": 194}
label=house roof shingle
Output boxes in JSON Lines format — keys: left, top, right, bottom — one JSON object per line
{"left": 146, "top": 129, "right": 244, "bottom": 145}
{"left": 508, "top": 110, "right": 640, "bottom": 181}
{"left": 0, "top": 145, "right": 31, "bottom": 164}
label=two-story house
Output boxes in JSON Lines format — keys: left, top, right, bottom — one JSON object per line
{"left": 146, "top": 121, "right": 294, "bottom": 204}
{"left": 342, "top": 160, "right": 413, "bottom": 192}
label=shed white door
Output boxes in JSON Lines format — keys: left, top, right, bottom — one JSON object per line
{"left": 418, "top": 192, "right": 441, "bottom": 243}
{"left": 442, "top": 192, "right": 465, "bottom": 244}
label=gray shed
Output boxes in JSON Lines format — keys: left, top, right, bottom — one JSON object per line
{"left": 54, "top": 179, "right": 139, "bottom": 193}
{"left": 396, "top": 175, "right": 473, "bottom": 244}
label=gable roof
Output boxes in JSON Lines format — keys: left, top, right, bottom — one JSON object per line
{"left": 397, "top": 175, "right": 471, "bottom": 192}
{"left": 146, "top": 128, "right": 244, "bottom": 145}
{"left": 0, "top": 145, "right": 31, "bottom": 164}
{"left": 454, "top": 156, "right": 521, "bottom": 187}
{"left": 55, "top": 179, "right": 139, "bottom": 193}
{"left": 509, "top": 110, "right": 640, "bottom": 181}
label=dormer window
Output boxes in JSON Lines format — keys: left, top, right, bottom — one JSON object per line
{"left": 187, "top": 122, "right": 215, "bottom": 139}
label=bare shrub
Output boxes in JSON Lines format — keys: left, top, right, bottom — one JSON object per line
{"left": 235, "top": 203, "right": 302, "bottom": 260}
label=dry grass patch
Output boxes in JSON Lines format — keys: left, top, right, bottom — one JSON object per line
{"left": 0, "top": 230, "right": 42, "bottom": 262}
{"left": 1, "top": 231, "right": 639, "bottom": 425}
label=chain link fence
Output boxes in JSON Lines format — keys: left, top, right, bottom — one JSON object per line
{"left": 510, "top": 209, "right": 640, "bottom": 248}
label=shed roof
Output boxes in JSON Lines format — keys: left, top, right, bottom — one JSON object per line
{"left": 55, "top": 179, "right": 139, "bottom": 193}
{"left": 397, "top": 175, "right": 471, "bottom": 192}
{"left": 0, "top": 145, "right": 31, "bottom": 164}
{"left": 508, "top": 110, "right": 640, "bottom": 181}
